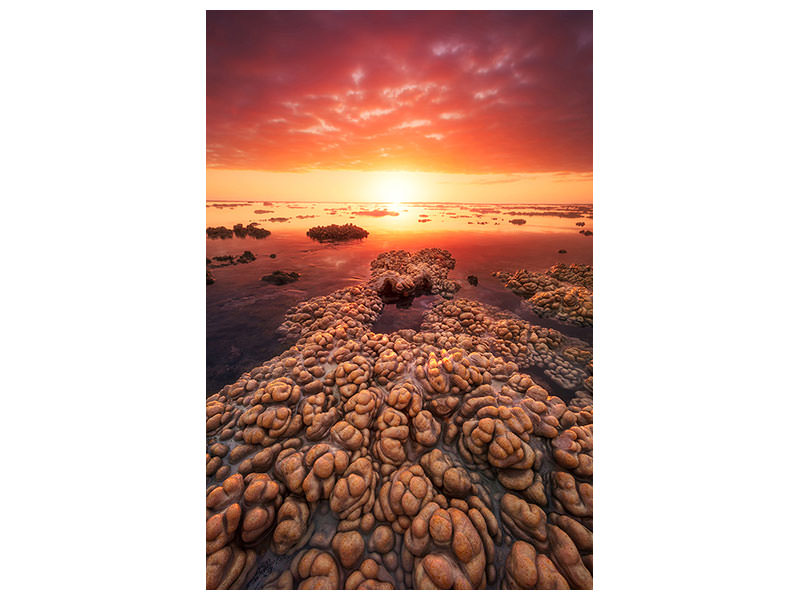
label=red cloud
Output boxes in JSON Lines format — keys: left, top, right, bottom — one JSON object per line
{"left": 207, "top": 11, "right": 592, "bottom": 173}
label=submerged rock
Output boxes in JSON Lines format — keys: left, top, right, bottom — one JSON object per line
{"left": 558, "top": 249, "right": 567, "bottom": 254}
{"left": 467, "top": 275, "right": 479, "bottom": 286}
{"left": 207, "top": 251, "right": 257, "bottom": 269}
{"left": 261, "top": 270, "right": 301, "bottom": 285}
{"left": 509, "top": 219, "right": 526, "bottom": 225}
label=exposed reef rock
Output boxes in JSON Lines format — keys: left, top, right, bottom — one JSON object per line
{"left": 262, "top": 271, "right": 301, "bottom": 285}
{"left": 207, "top": 224, "right": 271, "bottom": 239}
{"left": 235, "top": 223, "right": 270, "bottom": 239}
{"left": 277, "top": 286, "right": 384, "bottom": 342}
{"left": 207, "top": 249, "right": 593, "bottom": 589}
{"left": 206, "top": 226, "right": 233, "bottom": 239}
{"left": 419, "top": 299, "right": 592, "bottom": 390}
{"left": 307, "top": 223, "right": 369, "bottom": 242}
{"left": 368, "top": 248, "right": 460, "bottom": 301}
{"left": 492, "top": 264, "right": 593, "bottom": 327}
{"left": 509, "top": 219, "right": 526, "bottom": 225}
{"left": 545, "top": 263, "right": 593, "bottom": 289}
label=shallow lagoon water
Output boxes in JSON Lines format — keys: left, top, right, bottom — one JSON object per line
{"left": 207, "top": 201, "right": 592, "bottom": 396}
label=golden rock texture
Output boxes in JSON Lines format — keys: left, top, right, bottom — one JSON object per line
{"left": 493, "top": 263, "right": 593, "bottom": 327}
{"left": 206, "top": 250, "right": 593, "bottom": 589}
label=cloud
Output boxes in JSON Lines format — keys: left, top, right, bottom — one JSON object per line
{"left": 207, "top": 11, "right": 592, "bottom": 173}
{"left": 395, "top": 119, "right": 432, "bottom": 129}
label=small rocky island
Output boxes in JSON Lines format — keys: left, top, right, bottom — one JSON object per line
{"left": 306, "top": 223, "right": 369, "bottom": 242}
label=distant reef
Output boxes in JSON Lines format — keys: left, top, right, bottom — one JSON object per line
{"left": 306, "top": 223, "right": 369, "bottom": 242}
{"left": 206, "top": 223, "right": 271, "bottom": 239}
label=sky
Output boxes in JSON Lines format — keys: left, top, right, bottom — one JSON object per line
{"left": 207, "top": 10, "right": 592, "bottom": 204}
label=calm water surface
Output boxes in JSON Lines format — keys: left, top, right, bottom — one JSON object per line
{"left": 207, "top": 201, "right": 593, "bottom": 395}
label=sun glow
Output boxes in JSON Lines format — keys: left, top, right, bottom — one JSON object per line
{"left": 373, "top": 172, "right": 419, "bottom": 208}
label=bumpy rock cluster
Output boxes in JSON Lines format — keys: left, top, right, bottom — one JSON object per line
{"left": 492, "top": 264, "right": 593, "bottom": 327}
{"left": 546, "top": 263, "right": 593, "bottom": 289}
{"left": 207, "top": 250, "right": 593, "bottom": 590}
{"left": 277, "top": 285, "right": 384, "bottom": 342}
{"left": 368, "top": 248, "right": 460, "bottom": 301}
{"left": 306, "top": 223, "right": 369, "bottom": 242}
{"left": 419, "top": 299, "right": 592, "bottom": 391}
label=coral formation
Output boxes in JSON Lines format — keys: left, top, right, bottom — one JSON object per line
{"left": 206, "top": 248, "right": 593, "bottom": 589}
{"left": 492, "top": 264, "right": 593, "bottom": 327}
{"left": 306, "top": 223, "right": 369, "bottom": 242}
{"left": 368, "top": 248, "right": 460, "bottom": 301}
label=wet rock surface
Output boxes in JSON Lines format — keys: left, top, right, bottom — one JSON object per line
{"left": 493, "top": 264, "right": 593, "bottom": 327}
{"left": 368, "top": 248, "right": 460, "bottom": 301}
{"left": 207, "top": 248, "right": 593, "bottom": 589}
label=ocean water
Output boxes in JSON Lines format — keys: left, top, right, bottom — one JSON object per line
{"left": 206, "top": 201, "right": 593, "bottom": 396}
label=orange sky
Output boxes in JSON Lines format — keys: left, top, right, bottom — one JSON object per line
{"left": 207, "top": 11, "right": 592, "bottom": 204}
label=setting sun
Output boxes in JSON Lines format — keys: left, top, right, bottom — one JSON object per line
{"left": 372, "top": 171, "right": 419, "bottom": 207}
